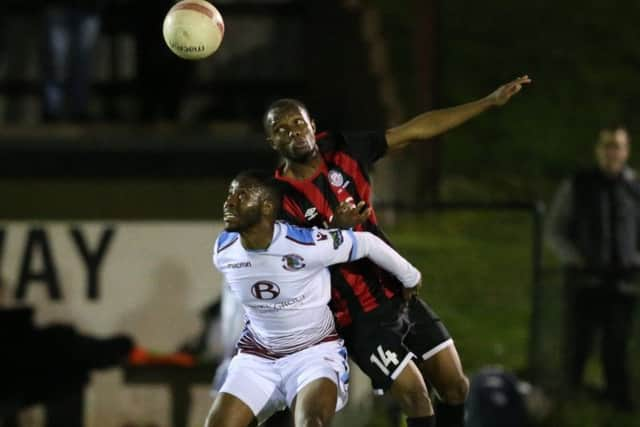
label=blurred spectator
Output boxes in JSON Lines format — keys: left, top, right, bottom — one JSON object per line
{"left": 0, "top": 274, "right": 133, "bottom": 427}
{"left": 42, "top": 1, "right": 106, "bottom": 122}
{"left": 466, "top": 367, "right": 530, "bottom": 427}
{"left": 0, "top": 313, "right": 134, "bottom": 427}
{"left": 546, "top": 125, "right": 639, "bottom": 411}
{"left": 0, "top": 1, "right": 41, "bottom": 123}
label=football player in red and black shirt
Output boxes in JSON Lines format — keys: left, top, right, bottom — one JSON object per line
{"left": 268, "top": 76, "right": 531, "bottom": 427}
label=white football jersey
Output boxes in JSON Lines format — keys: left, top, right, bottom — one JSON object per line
{"left": 213, "top": 221, "right": 357, "bottom": 358}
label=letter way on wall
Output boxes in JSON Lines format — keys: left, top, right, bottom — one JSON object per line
{"left": 0, "top": 221, "right": 225, "bottom": 352}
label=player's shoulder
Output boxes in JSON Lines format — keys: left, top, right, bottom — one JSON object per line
{"left": 281, "top": 221, "right": 318, "bottom": 246}
{"left": 317, "top": 130, "right": 343, "bottom": 154}
{"left": 279, "top": 221, "right": 348, "bottom": 251}
{"left": 214, "top": 230, "right": 240, "bottom": 255}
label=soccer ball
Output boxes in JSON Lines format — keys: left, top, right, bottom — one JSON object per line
{"left": 162, "top": 0, "right": 225, "bottom": 60}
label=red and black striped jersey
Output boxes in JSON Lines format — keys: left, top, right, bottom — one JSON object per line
{"left": 274, "top": 131, "right": 403, "bottom": 328}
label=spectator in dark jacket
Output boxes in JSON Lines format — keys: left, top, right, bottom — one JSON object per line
{"left": 546, "top": 125, "right": 639, "bottom": 411}
{"left": 42, "top": 1, "right": 107, "bottom": 122}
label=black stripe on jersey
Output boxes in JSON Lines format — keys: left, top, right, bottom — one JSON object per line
{"left": 329, "top": 266, "right": 370, "bottom": 326}
{"left": 324, "top": 161, "right": 362, "bottom": 200}
{"left": 322, "top": 160, "right": 379, "bottom": 231}
{"left": 278, "top": 180, "right": 327, "bottom": 228}
{"left": 329, "top": 258, "right": 391, "bottom": 318}
{"left": 312, "top": 173, "right": 341, "bottom": 221}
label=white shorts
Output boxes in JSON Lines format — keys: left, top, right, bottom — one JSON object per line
{"left": 219, "top": 340, "right": 349, "bottom": 425}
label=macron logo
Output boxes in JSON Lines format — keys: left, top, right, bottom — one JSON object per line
{"left": 224, "top": 262, "right": 252, "bottom": 269}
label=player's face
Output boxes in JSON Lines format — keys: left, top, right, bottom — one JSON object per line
{"left": 596, "top": 129, "right": 630, "bottom": 176}
{"left": 266, "top": 107, "right": 317, "bottom": 162}
{"left": 223, "top": 179, "right": 264, "bottom": 232}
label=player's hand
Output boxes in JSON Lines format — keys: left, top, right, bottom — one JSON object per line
{"left": 402, "top": 278, "right": 422, "bottom": 302}
{"left": 489, "top": 75, "right": 532, "bottom": 106}
{"left": 331, "top": 200, "right": 371, "bottom": 229}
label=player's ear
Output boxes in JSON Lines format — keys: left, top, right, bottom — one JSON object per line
{"left": 262, "top": 199, "right": 275, "bottom": 217}
{"left": 311, "top": 120, "right": 316, "bottom": 133}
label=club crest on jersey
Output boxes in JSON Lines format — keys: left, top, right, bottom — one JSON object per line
{"left": 329, "top": 230, "right": 344, "bottom": 249}
{"left": 305, "top": 207, "right": 318, "bottom": 221}
{"left": 282, "top": 254, "right": 306, "bottom": 271}
{"left": 328, "top": 170, "right": 345, "bottom": 187}
{"left": 251, "top": 281, "right": 281, "bottom": 300}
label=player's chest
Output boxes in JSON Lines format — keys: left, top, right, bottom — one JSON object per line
{"left": 222, "top": 253, "right": 313, "bottom": 302}
{"left": 297, "top": 169, "right": 362, "bottom": 225}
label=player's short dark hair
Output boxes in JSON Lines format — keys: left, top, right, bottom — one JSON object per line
{"left": 263, "top": 98, "right": 309, "bottom": 132}
{"left": 234, "top": 169, "right": 283, "bottom": 215}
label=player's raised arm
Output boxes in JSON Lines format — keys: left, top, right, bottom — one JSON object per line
{"left": 385, "top": 75, "right": 532, "bottom": 152}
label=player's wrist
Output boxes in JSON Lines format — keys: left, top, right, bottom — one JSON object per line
{"left": 402, "top": 271, "right": 421, "bottom": 288}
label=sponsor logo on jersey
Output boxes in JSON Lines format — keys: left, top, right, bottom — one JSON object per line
{"left": 305, "top": 207, "right": 318, "bottom": 221}
{"left": 282, "top": 254, "right": 306, "bottom": 271}
{"left": 251, "top": 281, "right": 281, "bottom": 300}
{"left": 329, "top": 230, "right": 344, "bottom": 249}
{"left": 251, "top": 294, "right": 306, "bottom": 311}
{"left": 224, "top": 261, "right": 252, "bottom": 269}
{"left": 328, "top": 170, "right": 344, "bottom": 187}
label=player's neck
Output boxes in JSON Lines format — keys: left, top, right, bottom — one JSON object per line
{"left": 240, "top": 220, "right": 275, "bottom": 250}
{"left": 283, "top": 153, "right": 323, "bottom": 180}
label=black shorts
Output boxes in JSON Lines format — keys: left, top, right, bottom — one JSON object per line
{"left": 340, "top": 296, "right": 452, "bottom": 392}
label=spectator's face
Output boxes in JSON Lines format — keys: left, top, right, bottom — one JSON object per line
{"left": 596, "top": 129, "right": 630, "bottom": 175}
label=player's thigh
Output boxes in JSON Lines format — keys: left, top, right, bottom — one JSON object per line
{"left": 219, "top": 353, "right": 286, "bottom": 425}
{"left": 405, "top": 298, "right": 468, "bottom": 401}
{"left": 206, "top": 392, "right": 257, "bottom": 427}
{"left": 281, "top": 340, "right": 350, "bottom": 413}
{"left": 403, "top": 297, "right": 454, "bottom": 363}
{"left": 418, "top": 344, "right": 468, "bottom": 401}
{"left": 389, "top": 358, "right": 433, "bottom": 416}
{"left": 344, "top": 316, "right": 415, "bottom": 395}
{"left": 291, "top": 378, "right": 338, "bottom": 426}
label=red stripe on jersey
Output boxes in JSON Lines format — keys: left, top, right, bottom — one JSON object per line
{"left": 384, "top": 286, "right": 396, "bottom": 299}
{"left": 340, "top": 266, "right": 379, "bottom": 313}
{"left": 331, "top": 287, "right": 352, "bottom": 327}
{"left": 275, "top": 161, "right": 334, "bottom": 222}
{"left": 330, "top": 151, "right": 379, "bottom": 225}
{"left": 282, "top": 195, "right": 305, "bottom": 222}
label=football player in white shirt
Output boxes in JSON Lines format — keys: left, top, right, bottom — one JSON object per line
{"left": 206, "top": 170, "right": 423, "bottom": 427}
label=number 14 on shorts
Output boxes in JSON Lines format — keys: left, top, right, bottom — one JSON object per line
{"left": 370, "top": 345, "right": 399, "bottom": 375}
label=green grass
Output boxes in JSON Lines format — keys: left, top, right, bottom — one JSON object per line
{"left": 387, "top": 211, "right": 533, "bottom": 374}
{"left": 380, "top": 211, "right": 639, "bottom": 427}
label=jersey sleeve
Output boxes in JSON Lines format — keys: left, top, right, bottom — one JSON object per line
{"left": 341, "top": 131, "right": 389, "bottom": 166}
{"left": 304, "top": 227, "right": 358, "bottom": 268}
{"left": 350, "top": 231, "right": 421, "bottom": 288}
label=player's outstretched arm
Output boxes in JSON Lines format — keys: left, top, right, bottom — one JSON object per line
{"left": 349, "top": 231, "right": 421, "bottom": 291}
{"left": 385, "top": 75, "right": 532, "bottom": 152}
